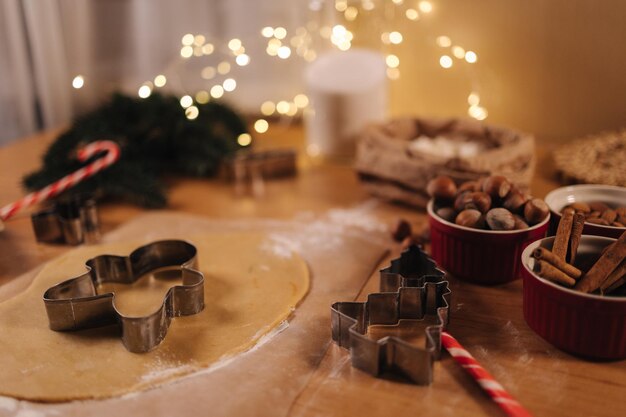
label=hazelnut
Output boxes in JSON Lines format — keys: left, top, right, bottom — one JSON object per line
{"left": 513, "top": 215, "right": 529, "bottom": 230}
{"left": 502, "top": 191, "right": 528, "bottom": 213}
{"left": 454, "top": 191, "right": 473, "bottom": 212}
{"left": 455, "top": 209, "right": 485, "bottom": 229}
{"left": 469, "top": 192, "right": 492, "bottom": 213}
{"left": 458, "top": 180, "right": 481, "bottom": 193}
{"left": 427, "top": 176, "right": 457, "bottom": 201}
{"left": 618, "top": 215, "right": 626, "bottom": 225}
{"left": 588, "top": 211, "right": 601, "bottom": 219}
{"left": 601, "top": 209, "right": 617, "bottom": 224}
{"left": 616, "top": 207, "right": 626, "bottom": 217}
{"left": 436, "top": 207, "right": 457, "bottom": 223}
{"left": 482, "top": 175, "right": 511, "bottom": 200}
{"left": 588, "top": 201, "right": 610, "bottom": 212}
{"left": 391, "top": 219, "right": 412, "bottom": 242}
{"left": 524, "top": 198, "right": 549, "bottom": 225}
{"left": 568, "top": 202, "right": 591, "bottom": 213}
{"left": 486, "top": 208, "right": 515, "bottom": 230}
{"left": 613, "top": 222, "right": 625, "bottom": 227}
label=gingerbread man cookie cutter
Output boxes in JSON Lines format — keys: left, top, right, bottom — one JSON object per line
{"left": 43, "top": 240, "right": 204, "bottom": 353}
{"left": 331, "top": 245, "right": 450, "bottom": 384}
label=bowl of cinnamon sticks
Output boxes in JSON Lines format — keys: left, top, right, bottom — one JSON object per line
{"left": 545, "top": 184, "right": 626, "bottom": 239}
{"left": 521, "top": 210, "right": 626, "bottom": 359}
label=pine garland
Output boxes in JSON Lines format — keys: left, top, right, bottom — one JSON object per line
{"left": 24, "top": 92, "right": 247, "bottom": 207}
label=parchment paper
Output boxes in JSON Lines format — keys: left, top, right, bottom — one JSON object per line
{"left": 0, "top": 211, "right": 389, "bottom": 417}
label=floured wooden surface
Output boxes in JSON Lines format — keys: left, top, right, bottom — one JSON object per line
{"left": 0, "top": 212, "right": 389, "bottom": 416}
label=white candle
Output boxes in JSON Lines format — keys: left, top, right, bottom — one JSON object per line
{"left": 305, "top": 49, "right": 387, "bottom": 158}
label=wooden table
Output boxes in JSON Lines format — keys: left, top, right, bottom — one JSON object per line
{"left": 0, "top": 125, "right": 624, "bottom": 417}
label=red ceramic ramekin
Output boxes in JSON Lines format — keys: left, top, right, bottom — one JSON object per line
{"left": 521, "top": 236, "right": 626, "bottom": 359}
{"left": 544, "top": 184, "right": 626, "bottom": 239}
{"left": 427, "top": 200, "right": 549, "bottom": 284}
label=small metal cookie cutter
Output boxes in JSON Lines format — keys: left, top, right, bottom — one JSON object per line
{"left": 31, "top": 195, "right": 100, "bottom": 245}
{"left": 331, "top": 245, "right": 450, "bottom": 384}
{"left": 43, "top": 240, "right": 204, "bottom": 353}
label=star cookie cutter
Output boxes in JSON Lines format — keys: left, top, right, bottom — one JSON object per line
{"left": 43, "top": 240, "right": 204, "bottom": 353}
{"left": 331, "top": 245, "right": 450, "bottom": 384}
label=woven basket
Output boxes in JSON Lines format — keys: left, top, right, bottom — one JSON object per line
{"left": 355, "top": 117, "right": 536, "bottom": 207}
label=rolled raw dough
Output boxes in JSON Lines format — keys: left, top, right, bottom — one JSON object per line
{"left": 0, "top": 233, "right": 309, "bottom": 402}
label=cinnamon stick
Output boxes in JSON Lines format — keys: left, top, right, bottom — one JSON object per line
{"left": 568, "top": 212, "right": 585, "bottom": 264}
{"left": 533, "top": 259, "right": 576, "bottom": 287}
{"left": 532, "top": 247, "right": 582, "bottom": 280}
{"left": 575, "top": 231, "right": 626, "bottom": 293}
{"left": 600, "top": 259, "right": 626, "bottom": 294}
{"left": 553, "top": 208, "right": 574, "bottom": 261}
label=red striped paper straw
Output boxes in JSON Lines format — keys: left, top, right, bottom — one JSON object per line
{"left": 442, "top": 332, "right": 533, "bottom": 417}
{"left": 0, "top": 140, "right": 120, "bottom": 221}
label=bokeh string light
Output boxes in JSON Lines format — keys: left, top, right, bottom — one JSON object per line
{"left": 71, "top": 0, "right": 489, "bottom": 148}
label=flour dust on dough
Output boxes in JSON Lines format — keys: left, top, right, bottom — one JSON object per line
{"left": 0, "top": 233, "right": 309, "bottom": 402}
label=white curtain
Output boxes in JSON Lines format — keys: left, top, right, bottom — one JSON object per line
{"left": 0, "top": 0, "right": 309, "bottom": 145}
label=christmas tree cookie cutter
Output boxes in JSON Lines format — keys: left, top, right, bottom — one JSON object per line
{"left": 43, "top": 240, "right": 204, "bottom": 353}
{"left": 331, "top": 245, "right": 450, "bottom": 384}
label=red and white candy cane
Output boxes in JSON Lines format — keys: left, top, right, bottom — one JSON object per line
{"left": 0, "top": 140, "right": 120, "bottom": 222}
{"left": 442, "top": 332, "right": 533, "bottom": 417}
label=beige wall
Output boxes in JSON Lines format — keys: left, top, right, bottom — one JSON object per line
{"left": 360, "top": 0, "right": 625, "bottom": 142}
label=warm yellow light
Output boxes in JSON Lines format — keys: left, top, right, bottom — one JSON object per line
{"left": 468, "top": 92, "right": 480, "bottom": 106}
{"left": 181, "top": 33, "right": 194, "bottom": 46}
{"left": 254, "top": 119, "right": 269, "bottom": 133}
{"left": 418, "top": 1, "right": 433, "bottom": 13}
{"left": 307, "top": 143, "right": 320, "bottom": 157}
{"left": 389, "top": 31, "right": 403, "bottom": 44}
{"left": 436, "top": 36, "right": 451, "bottom": 47}
{"left": 180, "top": 95, "right": 193, "bottom": 108}
{"left": 193, "top": 46, "right": 203, "bottom": 57}
{"left": 180, "top": 46, "right": 193, "bottom": 58}
{"left": 233, "top": 46, "right": 245, "bottom": 56}
{"left": 361, "top": 1, "right": 375, "bottom": 11}
{"left": 194, "top": 35, "right": 205, "bottom": 46}
{"left": 138, "top": 85, "right": 152, "bottom": 99}
{"left": 274, "top": 27, "right": 287, "bottom": 40}
{"left": 236, "top": 54, "right": 250, "bottom": 66}
{"left": 465, "top": 51, "right": 478, "bottom": 63}
{"left": 380, "top": 32, "right": 390, "bottom": 44}
{"left": 185, "top": 106, "right": 199, "bottom": 120}
{"left": 201, "top": 66, "right": 216, "bottom": 80}
{"left": 217, "top": 62, "right": 231, "bottom": 75}
{"left": 72, "top": 75, "right": 84, "bottom": 89}
{"left": 228, "top": 38, "right": 242, "bottom": 51}
{"left": 268, "top": 38, "right": 282, "bottom": 47}
{"left": 337, "top": 41, "right": 351, "bottom": 51}
{"left": 344, "top": 6, "right": 358, "bottom": 21}
{"left": 237, "top": 133, "right": 252, "bottom": 146}
{"left": 195, "top": 90, "right": 210, "bottom": 104}
{"left": 260, "top": 101, "right": 276, "bottom": 116}
{"left": 202, "top": 43, "right": 214, "bottom": 55}
{"left": 386, "top": 54, "right": 400, "bottom": 68}
{"left": 294, "top": 94, "right": 309, "bottom": 108}
{"left": 266, "top": 45, "right": 278, "bottom": 56}
{"left": 468, "top": 105, "right": 487, "bottom": 120}
{"left": 154, "top": 74, "right": 167, "bottom": 87}
{"left": 319, "top": 26, "right": 332, "bottom": 39}
{"left": 452, "top": 46, "right": 465, "bottom": 59}
{"left": 277, "top": 46, "right": 291, "bottom": 59}
{"left": 439, "top": 55, "right": 453, "bottom": 68}
{"left": 386, "top": 67, "right": 400, "bottom": 80}
{"left": 392, "top": 0, "right": 404, "bottom": 4}
{"left": 286, "top": 102, "right": 298, "bottom": 116}
{"left": 405, "top": 9, "right": 419, "bottom": 20}
{"left": 261, "top": 26, "right": 274, "bottom": 38}
{"left": 223, "top": 78, "right": 237, "bottom": 92}
{"left": 276, "top": 100, "right": 290, "bottom": 114}
{"left": 335, "top": 0, "right": 348, "bottom": 12}
{"left": 210, "top": 85, "right": 224, "bottom": 99}
{"left": 304, "top": 50, "right": 317, "bottom": 62}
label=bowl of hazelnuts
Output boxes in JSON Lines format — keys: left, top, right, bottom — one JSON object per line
{"left": 427, "top": 175, "right": 550, "bottom": 284}
{"left": 544, "top": 184, "right": 626, "bottom": 239}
